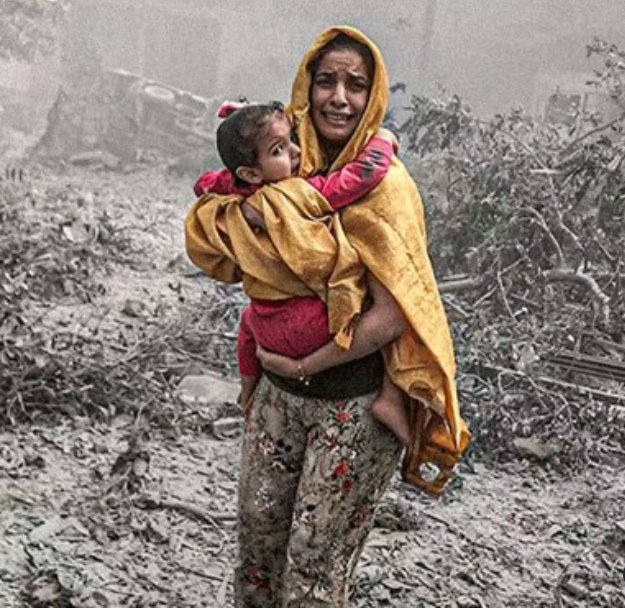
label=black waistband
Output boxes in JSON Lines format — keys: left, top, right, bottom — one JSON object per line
{"left": 264, "top": 351, "right": 384, "bottom": 399}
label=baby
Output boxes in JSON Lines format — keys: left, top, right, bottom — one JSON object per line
{"left": 195, "top": 101, "right": 410, "bottom": 446}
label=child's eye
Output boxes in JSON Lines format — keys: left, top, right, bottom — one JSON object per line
{"left": 272, "top": 144, "right": 284, "bottom": 155}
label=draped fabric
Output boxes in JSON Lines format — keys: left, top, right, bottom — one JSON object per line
{"left": 186, "top": 178, "right": 366, "bottom": 349}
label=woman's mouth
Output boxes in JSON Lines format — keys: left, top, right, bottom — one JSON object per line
{"left": 323, "top": 111, "right": 353, "bottom": 125}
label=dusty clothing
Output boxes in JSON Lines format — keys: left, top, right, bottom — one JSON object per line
{"left": 235, "top": 376, "right": 402, "bottom": 607}
{"left": 186, "top": 176, "right": 367, "bottom": 350}
{"left": 238, "top": 297, "right": 331, "bottom": 376}
{"left": 184, "top": 24, "right": 470, "bottom": 608}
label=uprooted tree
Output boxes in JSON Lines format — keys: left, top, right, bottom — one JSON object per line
{"left": 399, "top": 39, "right": 625, "bottom": 462}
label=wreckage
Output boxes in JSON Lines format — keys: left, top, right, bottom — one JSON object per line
{"left": 35, "top": 68, "right": 222, "bottom": 174}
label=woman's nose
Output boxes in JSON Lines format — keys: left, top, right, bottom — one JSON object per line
{"left": 330, "top": 83, "right": 348, "bottom": 107}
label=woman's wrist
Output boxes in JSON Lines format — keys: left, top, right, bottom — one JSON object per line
{"left": 296, "top": 358, "right": 311, "bottom": 385}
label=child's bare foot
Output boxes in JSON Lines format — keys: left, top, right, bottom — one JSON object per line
{"left": 371, "top": 397, "right": 410, "bottom": 446}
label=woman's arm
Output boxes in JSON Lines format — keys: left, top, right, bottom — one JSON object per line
{"left": 256, "top": 273, "right": 408, "bottom": 378}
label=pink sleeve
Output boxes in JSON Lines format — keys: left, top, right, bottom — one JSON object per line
{"left": 193, "top": 169, "right": 258, "bottom": 197}
{"left": 193, "top": 168, "right": 236, "bottom": 196}
{"left": 307, "top": 136, "right": 394, "bottom": 211}
{"left": 238, "top": 306, "right": 262, "bottom": 377}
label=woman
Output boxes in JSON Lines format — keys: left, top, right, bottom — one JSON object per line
{"left": 186, "top": 26, "right": 468, "bottom": 607}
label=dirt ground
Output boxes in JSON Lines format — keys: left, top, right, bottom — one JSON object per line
{"left": 1, "top": 163, "right": 624, "bottom": 607}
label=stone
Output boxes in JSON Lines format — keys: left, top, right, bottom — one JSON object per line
{"left": 512, "top": 436, "right": 561, "bottom": 461}
{"left": 211, "top": 416, "right": 244, "bottom": 438}
{"left": 177, "top": 374, "right": 239, "bottom": 406}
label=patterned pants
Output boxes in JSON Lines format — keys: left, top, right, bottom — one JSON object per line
{"left": 234, "top": 376, "right": 402, "bottom": 607}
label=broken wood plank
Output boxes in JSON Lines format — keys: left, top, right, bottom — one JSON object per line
{"left": 469, "top": 363, "right": 625, "bottom": 407}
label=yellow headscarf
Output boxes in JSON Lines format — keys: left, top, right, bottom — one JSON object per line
{"left": 290, "top": 26, "right": 470, "bottom": 492}
{"left": 289, "top": 25, "right": 389, "bottom": 177}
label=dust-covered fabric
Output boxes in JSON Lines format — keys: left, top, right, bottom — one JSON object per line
{"left": 185, "top": 178, "right": 366, "bottom": 350}
{"left": 234, "top": 376, "right": 402, "bottom": 607}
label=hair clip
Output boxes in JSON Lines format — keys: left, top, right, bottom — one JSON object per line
{"left": 217, "top": 100, "right": 248, "bottom": 118}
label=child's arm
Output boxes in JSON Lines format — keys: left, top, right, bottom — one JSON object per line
{"left": 307, "top": 128, "right": 397, "bottom": 211}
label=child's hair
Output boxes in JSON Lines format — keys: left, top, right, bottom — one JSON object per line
{"left": 216, "top": 101, "right": 285, "bottom": 179}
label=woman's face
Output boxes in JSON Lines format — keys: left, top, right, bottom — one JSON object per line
{"left": 310, "top": 48, "right": 371, "bottom": 150}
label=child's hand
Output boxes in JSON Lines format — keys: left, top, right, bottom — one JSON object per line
{"left": 376, "top": 127, "right": 400, "bottom": 153}
{"left": 241, "top": 201, "right": 267, "bottom": 233}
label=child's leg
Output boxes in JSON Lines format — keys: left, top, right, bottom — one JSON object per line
{"left": 370, "top": 371, "right": 411, "bottom": 446}
{"left": 239, "top": 374, "right": 261, "bottom": 420}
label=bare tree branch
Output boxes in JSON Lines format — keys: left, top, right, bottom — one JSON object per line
{"left": 543, "top": 268, "right": 611, "bottom": 323}
{"left": 524, "top": 207, "right": 565, "bottom": 265}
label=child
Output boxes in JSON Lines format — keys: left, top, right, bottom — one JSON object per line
{"left": 195, "top": 101, "right": 410, "bottom": 446}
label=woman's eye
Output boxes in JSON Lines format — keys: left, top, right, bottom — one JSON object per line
{"left": 314, "top": 78, "right": 332, "bottom": 88}
{"left": 350, "top": 81, "right": 368, "bottom": 92}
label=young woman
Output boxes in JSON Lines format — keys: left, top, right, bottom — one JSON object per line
{"left": 186, "top": 26, "right": 467, "bottom": 607}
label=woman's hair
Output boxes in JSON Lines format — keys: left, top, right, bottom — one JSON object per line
{"left": 216, "top": 101, "right": 284, "bottom": 176}
{"left": 307, "top": 33, "right": 374, "bottom": 80}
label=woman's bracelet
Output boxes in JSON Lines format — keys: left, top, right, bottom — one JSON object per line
{"left": 296, "top": 361, "right": 311, "bottom": 386}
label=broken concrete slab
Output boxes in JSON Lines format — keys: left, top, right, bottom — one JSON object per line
{"left": 512, "top": 436, "right": 562, "bottom": 461}
{"left": 177, "top": 374, "right": 239, "bottom": 406}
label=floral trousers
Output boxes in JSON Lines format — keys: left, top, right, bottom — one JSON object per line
{"left": 234, "top": 376, "right": 402, "bottom": 607}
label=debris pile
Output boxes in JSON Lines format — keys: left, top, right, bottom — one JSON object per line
{"left": 0, "top": 175, "right": 244, "bottom": 428}
{"left": 401, "top": 40, "right": 625, "bottom": 466}
{"left": 34, "top": 63, "right": 222, "bottom": 175}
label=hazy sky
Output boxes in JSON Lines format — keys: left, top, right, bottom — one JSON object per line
{"left": 9, "top": 0, "right": 625, "bottom": 118}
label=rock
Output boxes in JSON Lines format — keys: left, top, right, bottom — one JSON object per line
{"left": 211, "top": 416, "right": 244, "bottom": 438}
{"left": 177, "top": 374, "right": 239, "bottom": 406}
{"left": 121, "top": 298, "right": 145, "bottom": 318}
{"left": 69, "top": 150, "right": 120, "bottom": 169}
{"left": 512, "top": 436, "right": 561, "bottom": 461}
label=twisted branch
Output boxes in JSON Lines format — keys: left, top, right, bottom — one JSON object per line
{"left": 543, "top": 268, "right": 610, "bottom": 323}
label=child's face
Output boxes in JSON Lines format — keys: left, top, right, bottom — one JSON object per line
{"left": 254, "top": 114, "right": 301, "bottom": 183}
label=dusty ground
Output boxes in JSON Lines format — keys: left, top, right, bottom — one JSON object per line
{"left": 1, "top": 163, "right": 624, "bottom": 607}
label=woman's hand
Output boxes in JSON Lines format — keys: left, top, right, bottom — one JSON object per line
{"left": 256, "top": 346, "right": 302, "bottom": 378}
{"left": 257, "top": 274, "right": 407, "bottom": 378}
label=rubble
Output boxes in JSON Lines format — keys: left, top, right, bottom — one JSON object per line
{"left": 34, "top": 68, "right": 222, "bottom": 174}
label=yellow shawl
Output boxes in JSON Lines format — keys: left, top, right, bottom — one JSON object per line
{"left": 185, "top": 179, "right": 366, "bottom": 348}
{"left": 185, "top": 26, "right": 470, "bottom": 495}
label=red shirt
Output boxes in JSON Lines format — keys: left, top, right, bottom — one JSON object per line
{"left": 194, "top": 136, "right": 393, "bottom": 376}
